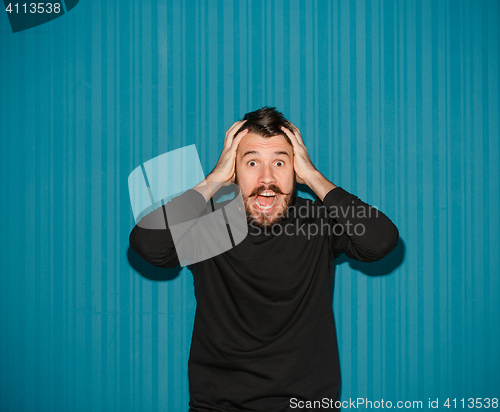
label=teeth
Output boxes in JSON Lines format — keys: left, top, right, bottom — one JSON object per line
{"left": 255, "top": 195, "right": 278, "bottom": 210}
{"left": 259, "top": 191, "right": 276, "bottom": 197}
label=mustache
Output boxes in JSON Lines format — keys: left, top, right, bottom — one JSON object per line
{"left": 248, "top": 184, "right": 291, "bottom": 197}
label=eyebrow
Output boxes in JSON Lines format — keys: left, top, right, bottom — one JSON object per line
{"left": 241, "top": 150, "right": 290, "bottom": 158}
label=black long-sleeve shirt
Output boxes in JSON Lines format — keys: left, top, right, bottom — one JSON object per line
{"left": 129, "top": 187, "right": 399, "bottom": 412}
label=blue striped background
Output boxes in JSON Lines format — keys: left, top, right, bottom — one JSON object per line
{"left": 0, "top": 0, "right": 498, "bottom": 410}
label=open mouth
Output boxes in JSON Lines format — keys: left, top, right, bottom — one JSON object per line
{"left": 254, "top": 191, "right": 278, "bottom": 210}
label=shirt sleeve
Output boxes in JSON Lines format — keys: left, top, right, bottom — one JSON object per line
{"left": 322, "top": 187, "right": 399, "bottom": 262}
{"left": 129, "top": 189, "right": 210, "bottom": 268}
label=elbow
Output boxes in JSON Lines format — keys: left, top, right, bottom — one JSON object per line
{"left": 131, "top": 240, "right": 180, "bottom": 269}
{"left": 129, "top": 229, "right": 151, "bottom": 263}
{"left": 129, "top": 226, "right": 142, "bottom": 255}
{"left": 129, "top": 226, "right": 180, "bottom": 268}
{"left": 361, "top": 224, "right": 399, "bottom": 262}
{"left": 376, "top": 224, "right": 399, "bottom": 259}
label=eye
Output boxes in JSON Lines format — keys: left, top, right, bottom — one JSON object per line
{"left": 247, "top": 160, "right": 257, "bottom": 167}
{"left": 275, "top": 160, "right": 285, "bottom": 167}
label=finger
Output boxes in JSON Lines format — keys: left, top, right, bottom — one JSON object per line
{"left": 229, "top": 128, "right": 248, "bottom": 153}
{"left": 293, "top": 129, "right": 304, "bottom": 146}
{"left": 225, "top": 129, "right": 248, "bottom": 182}
{"left": 224, "top": 121, "right": 243, "bottom": 145}
{"left": 225, "top": 124, "right": 248, "bottom": 152}
{"left": 282, "top": 119, "right": 303, "bottom": 143}
{"left": 228, "top": 120, "right": 246, "bottom": 134}
{"left": 281, "top": 126, "right": 303, "bottom": 149}
{"left": 285, "top": 122, "right": 305, "bottom": 145}
{"left": 224, "top": 121, "right": 243, "bottom": 146}
{"left": 224, "top": 120, "right": 247, "bottom": 147}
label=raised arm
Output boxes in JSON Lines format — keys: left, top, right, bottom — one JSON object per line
{"left": 280, "top": 124, "right": 399, "bottom": 262}
{"left": 322, "top": 187, "right": 398, "bottom": 262}
{"left": 129, "top": 121, "right": 249, "bottom": 267}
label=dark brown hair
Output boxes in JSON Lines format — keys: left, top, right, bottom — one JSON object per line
{"left": 236, "top": 107, "right": 295, "bottom": 145}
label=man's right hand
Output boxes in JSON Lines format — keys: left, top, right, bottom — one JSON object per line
{"left": 209, "top": 120, "right": 248, "bottom": 183}
{"left": 194, "top": 120, "right": 248, "bottom": 201}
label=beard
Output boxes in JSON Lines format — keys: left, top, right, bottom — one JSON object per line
{"left": 242, "top": 181, "right": 296, "bottom": 229}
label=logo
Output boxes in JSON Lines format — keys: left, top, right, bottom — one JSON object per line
{"left": 3, "top": 1, "right": 79, "bottom": 33}
{"left": 128, "top": 145, "right": 248, "bottom": 267}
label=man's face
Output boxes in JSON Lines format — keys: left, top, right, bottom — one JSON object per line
{"left": 235, "top": 132, "right": 295, "bottom": 228}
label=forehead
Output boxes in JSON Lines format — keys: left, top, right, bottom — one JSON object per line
{"left": 237, "top": 132, "right": 292, "bottom": 157}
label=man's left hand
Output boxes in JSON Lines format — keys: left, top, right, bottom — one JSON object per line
{"left": 281, "top": 124, "right": 337, "bottom": 201}
{"left": 280, "top": 124, "right": 317, "bottom": 184}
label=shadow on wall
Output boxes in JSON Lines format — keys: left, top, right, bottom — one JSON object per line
{"left": 334, "top": 237, "right": 405, "bottom": 277}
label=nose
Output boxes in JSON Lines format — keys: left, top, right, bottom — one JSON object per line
{"left": 258, "top": 164, "right": 276, "bottom": 186}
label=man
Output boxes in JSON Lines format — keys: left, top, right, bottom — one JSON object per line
{"left": 129, "top": 107, "right": 399, "bottom": 411}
